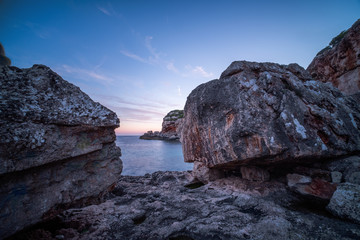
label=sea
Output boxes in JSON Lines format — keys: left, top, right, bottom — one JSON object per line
{"left": 116, "top": 136, "right": 193, "bottom": 176}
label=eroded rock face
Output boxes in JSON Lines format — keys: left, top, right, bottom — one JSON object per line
{"left": 0, "top": 65, "right": 122, "bottom": 238}
{"left": 181, "top": 61, "right": 360, "bottom": 173}
{"left": 307, "top": 19, "right": 360, "bottom": 95}
{"left": 140, "top": 110, "right": 184, "bottom": 141}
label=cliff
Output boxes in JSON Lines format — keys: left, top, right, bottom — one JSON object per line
{"left": 307, "top": 19, "right": 360, "bottom": 96}
{"left": 0, "top": 64, "right": 122, "bottom": 238}
{"left": 140, "top": 110, "right": 184, "bottom": 141}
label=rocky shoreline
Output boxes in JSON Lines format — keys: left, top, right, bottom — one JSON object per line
{"left": 8, "top": 169, "right": 360, "bottom": 240}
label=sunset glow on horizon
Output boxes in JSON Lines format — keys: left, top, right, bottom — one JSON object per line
{"left": 1, "top": 0, "right": 359, "bottom": 134}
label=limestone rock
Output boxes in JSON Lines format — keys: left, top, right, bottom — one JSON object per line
{"left": 327, "top": 183, "right": 360, "bottom": 224}
{"left": 181, "top": 61, "right": 360, "bottom": 173}
{"left": 307, "top": 19, "right": 360, "bottom": 95}
{"left": 10, "top": 171, "right": 360, "bottom": 240}
{"left": 140, "top": 110, "right": 184, "bottom": 141}
{"left": 0, "top": 65, "right": 122, "bottom": 238}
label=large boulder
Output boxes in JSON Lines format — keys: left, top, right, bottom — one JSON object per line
{"left": 181, "top": 61, "right": 360, "bottom": 174}
{"left": 0, "top": 64, "right": 122, "bottom": 238}
{"left": 307, "top": 19, "right": 360, "bottom": 95}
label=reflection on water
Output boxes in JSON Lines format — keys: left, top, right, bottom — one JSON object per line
{"left": 116, "top": 136, "right": 193, "bottom": 176}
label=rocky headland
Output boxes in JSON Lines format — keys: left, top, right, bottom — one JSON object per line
{"left": 0, "top": 65, "right": 122, "bottom": 238}
{"left": 2, "top": 18, "right": 360, "bottom": 240}
{"left": 140, "top": 110, "right": 184, "bottom": 141}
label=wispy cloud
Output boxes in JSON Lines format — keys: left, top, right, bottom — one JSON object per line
{"left": 177, "top": 86, "right": 182, "bottom": 96}
{"left": 121, "top": 36, "right": 214, "bottom": 79}
{"left": 25, "top": 22, "right": 53, "bottom": 39}
{"left": 185, "top": 65, "right": 214, "bottom": 78}
{"left": 120, "top": 50, "right": 147, "bottom": 63}
{"left": 166, "top": 62, "right": 179, "bottom": 73}
{"left": 121, "top": 36, "right": 179, "bottom": 74}
{"left": 145, "top": 36, "right": 161, "bottom": 62}
{"left": 61, "top": 65, "right": 114, "bottom": 85}
{"left": 96, "top": 3, "right": 120, "bottom": 17}
{"left": 93, "top": 94, "right": 178, "bottom": 110}
{"left": 97, "top": 6, "right": 111, "bottom": 16}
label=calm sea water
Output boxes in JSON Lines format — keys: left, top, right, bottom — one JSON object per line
{"left": 116, "top": 136, "right": 193, "bottom": 176}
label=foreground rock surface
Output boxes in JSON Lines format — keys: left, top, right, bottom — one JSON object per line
{"left": 11, "top": 171, "right": 360, "bottom": 240}
{"left": 307, "top": 19, "right": 360, "bottom": 95}
{"left": 140, "top": 110, "right": 184, "bottom": 141}
{"left": 181, "top": 61, "right": 360, "bottom": 173}
{"left": 0, "top": 65, "right": 122, "bottom": 238}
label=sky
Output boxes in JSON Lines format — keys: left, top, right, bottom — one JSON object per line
{"left": 1, "top": 0, "right": 359, "bottom": 135}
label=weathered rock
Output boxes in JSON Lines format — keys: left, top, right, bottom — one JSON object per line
{"left": 140, "top": 110, "right": 184, "bottom": 141}
{"left": 182, "top": 61, "right": 360, "bottom": 175}
{"left": 290, "top": 178, "right": 337, "bottom": 201}
{"left": 287, "top": 173, "right": 312, "bottom": 187}
{"left": 307, "top": 19, "right": 360, "bottom": 95}
{"left": 0, "top": 64, "right": 122, "bottom": 238}
{"left": 10, "top": 171, "right": 360, "bottom": 240}
{"left": 327, "top": 183, "right": 360, "bottom": 224}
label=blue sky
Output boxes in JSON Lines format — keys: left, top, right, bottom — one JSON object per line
{"left": 1, "top": 0, "right": 359, "bottom": 135}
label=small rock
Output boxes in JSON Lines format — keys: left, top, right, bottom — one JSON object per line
{"left": 291, "top": 178, "right": 337, "bottom": 200}
{"left": 331, "top": 171, "right": 342, "bottom": 183}
{"left": 287, "top": 173, "right": 312, "bottom": 187}
{"left": 327, "top": 183, "right": 360, "bottom": 224}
